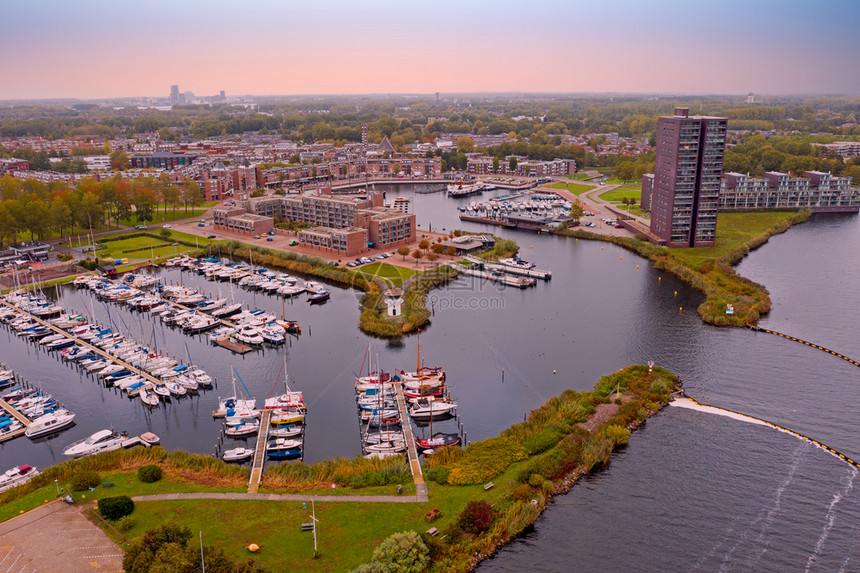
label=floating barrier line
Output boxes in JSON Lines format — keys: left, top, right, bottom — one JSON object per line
{"left": 747, "top": 326, "right": 859, "bottom": 368}
{"left": 680, "top": 396, "right": 860, "bottom": 470}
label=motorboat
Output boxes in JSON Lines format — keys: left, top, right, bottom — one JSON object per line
{"left": 269, "top": 424, "right": 303, "bottom": 438}
{"left": 140, "top": 432, "right": 161, "bottom": 447}
{"left": 409, "top": 399, "right": 456, "bottom": 422}
{"left": 308, "top": 291, "right": 330, "bottom": 304}
{"left": 266, "top": 437, "right": 302, "bottom": 454}
{"left": 222, "top": 447, "right": 254, "bottom": 463}
{"left": 0, "top": 464, "right": 40, "bottom": 493}
{"left": 225, "top": 423, "right": 260, "bottom": 438}
{"left": 270, "top": 408, "right": 305, "bottom": 426}
{"left": 139, "top": 387, "right": 160, "bottom": 407}
{"left": 209, "top": 326, "right": 237, "bottom": 342}
{"left": 166, "top": 382, "right": 187, "bottom": 396}
{"left": 62, "top": 429, "right": 128, "bottom": 458}
{"left": 153, "top": 385, "right": 171, "bottom": 399}
{"left": 25, "top": 409, "right": 76, "bottom": 438}
{"left": 234, "top": 324, "right": 264, "bottom": 345}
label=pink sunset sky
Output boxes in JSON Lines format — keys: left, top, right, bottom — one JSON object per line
{"left": 2, "top": 0, "right": 858, "bottom": 99}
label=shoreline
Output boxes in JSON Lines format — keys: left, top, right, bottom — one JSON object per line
{"left": 556, "top": 209, "right": 812, "bottom": 326}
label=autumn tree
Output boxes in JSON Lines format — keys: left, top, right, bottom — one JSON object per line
{"left": 430, "top": 243, "right": 444, "bottom": 255}
{"left": 397, "top": 246, "right": 411, "bottom": 260}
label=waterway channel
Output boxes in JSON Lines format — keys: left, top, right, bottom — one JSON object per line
{"left": 2, "top": 185, "right": 858, "bottom": 570}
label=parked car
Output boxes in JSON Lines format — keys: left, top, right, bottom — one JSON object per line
{"left": 135, "top": 225, "right": 146, "bottom": 230}
{"left": 252, "top": 234, "right": 261, "bottom": 239}
{"left": 268, "top": 231, "right": 275, "bottom": 236}
{"left": 207, "top": 234, "right": 216, "bottom": 239}
{"left": 266, "top": 237, "right": 273, "bottom": 242}
{"left": 197, "top": 223, "right": 205, "bottom": 227}
{"left": 163, "top": 224, "right": 171, "bottom": 228}
{"left": 289, "top": 240, "right": 298, "bottom": 246}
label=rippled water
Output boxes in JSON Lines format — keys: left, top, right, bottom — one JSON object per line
{"left": 2, "top": 187, "right": 858, "bottom": 570}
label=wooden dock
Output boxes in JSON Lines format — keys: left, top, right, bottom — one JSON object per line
{"left": 0, "top": 397, "right": 29, "bottom": 443}
{"left": 248, "top": 409, "right": 272, "bottom": 494}
{"left": 215, "top": 337, "right": 252, "bottom": 354}
{"left": 0, "top": 300, "right": 163, "bottom": 388}
{"left": 393, "top": 384, "right": 428, "bottom": 502}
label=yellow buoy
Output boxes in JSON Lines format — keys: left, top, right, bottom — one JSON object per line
{"left": 674, "top": 291, "right": 677, "bottom": 297}
{"left": 620, "top": 256, "right": 623, "bottom": 260}
{"left": 248, "top": 544, "right": 260, "bottom": 553}
{"left": 679, "top": 307, "right": 683, "bottom": 312}
{"left": 658, "top": 277, "right": 661, "bottom": 281}
{"left": 601, "top": 247, "right": 604, "bottom": 250}
{"left": 636, "top": 265, "right": 639, "bottom": 269}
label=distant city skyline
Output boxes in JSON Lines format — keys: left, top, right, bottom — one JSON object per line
{"left": 3, "top": 0, "right": 859, "bottom": 100}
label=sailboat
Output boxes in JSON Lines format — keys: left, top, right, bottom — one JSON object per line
{"left": 265, "top": 356, "right": 304, "bottom": 410}
{"left": 216, "top": 368, "right": 256, "bottom": 416}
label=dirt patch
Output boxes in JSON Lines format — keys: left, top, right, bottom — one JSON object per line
{"left": 578, "top": 402, "right": 620, "bottom": 433}
{"left": 0, "top": 262, "right": 85, "bottom": 289}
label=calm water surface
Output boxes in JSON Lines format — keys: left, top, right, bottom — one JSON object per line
{"left": 2, "top": 186, "right": 858, "bottom": 571}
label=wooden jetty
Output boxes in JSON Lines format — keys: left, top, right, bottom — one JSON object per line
{"left": 0, "top": 299, "right": 163, "bottom": 388}
{"left": 464, "top": 255, "right": 552, "bottom": 280}
{"left": 0, "top": 397, "right": 29, "bottom": 443}
{"left": 248, "top": 409, "right": 272, "bottom": 494}
{"left": 215, "top": 337, "right": 252, "bottom": 354}
{"left": 393, "top": 383, "right": 428, "bottom": 501}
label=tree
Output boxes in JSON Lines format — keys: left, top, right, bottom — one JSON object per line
{"left": 0, "top": 203, "right": 15, "bottom": 246}
{"left": 132, "top": 188, "right": 158, "bottom": 223}
{"left": 161, "top": 183, "right": 180, "bottom": 215}
{"left": 180, "top": 177, "right": 202, "bottom": 213}
{"left": 411, "top": 249, "right": 423, "bottom": 262}
{"left": 430, "top": 243, "right": 444, "bottom": 255}
{"left": 365, "top": 531, "right": 430, "bottom": 573}
{"left": 456, "top": 136, "right": 475, "bottom": 153}
{"left": 397, "top": 246, "right": 410, "bottom": 260}
{"left": 492, "top": 156, "right": 500, "bottom": 173}
{"left": 109, "top": 148, "right": 129, "bottom": 171}
{"left": 509, "top": 157, "right": 518, "bottom": 172}
{"left": 418, "top": 239, "right": 430, "bottom": 251}
{"left": 568, "top": 203, "right": 584, "bottom": 223}
{"left": 446, "top": 246, "right": 457, "bottom": 257}
{"left": 49, "top": 195, "right": 73, "bottom": 238}
{"left": 426, "top": 252, "right": 439, "bottom": 263}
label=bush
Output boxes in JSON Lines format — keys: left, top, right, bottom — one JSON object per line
{"left": 457, "top": 500, "right": 494, "bottom": 535}
{"left": 510, "top": 484, "right": 534, "bottom": 502}
{"left": 99, "top": 495, "right": 135, "bottom": 520}
{"left": 352, "top": 531, "right": 430, "bottom": 573}
{"left": 117, "top": 516, "right": 135, "bottom": 532}
{"left": 159, "top": 228, "right": 172, "bottom": 239}
{"left": 424, "top": 466, "right": 450, "bottom": 485}
{"left": 70, "top": 470, "right": 101, "bottom": 491}
{"left": 138, "top": 464, "right": 163, "bottom": 483}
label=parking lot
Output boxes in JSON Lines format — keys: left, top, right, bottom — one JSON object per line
{"left": 0, "top": 501, "right": 124, "bottom": 573}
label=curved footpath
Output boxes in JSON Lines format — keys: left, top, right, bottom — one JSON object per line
{"left": 131, "top": 492, "right": 423, "bottom": 503}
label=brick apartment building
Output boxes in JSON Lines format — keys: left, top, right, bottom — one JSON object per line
{"left": 648, "top": 107, "right": 727, "bottom": 247}
{"left": 719, "top": 171, "right": 858, "bottom": 212}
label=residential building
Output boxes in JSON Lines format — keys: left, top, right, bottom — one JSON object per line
{"left": 641, "top": 173, "right": 654, "bottom": 211}
{"left": 130, "top": 151, "right": 195, "bottom": 169}
{"left": 212, "top": 208, "right": 274, "bottom": 235}
{"left": 719, "top": 171, "right": 858, "bottom": 212}
{"left": 649, "top": 107, "right": 727, "bottom": 247}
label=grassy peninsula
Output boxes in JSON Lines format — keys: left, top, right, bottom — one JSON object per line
{"left": 0, "top": 365, "right": 679, "bottom": 572}
{"left": 560, "top": 210, "right": 812, "bottom": 326}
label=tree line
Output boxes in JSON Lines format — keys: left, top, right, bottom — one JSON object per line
{"left": 0, "top": 174, "right": 203, "bottom": 246}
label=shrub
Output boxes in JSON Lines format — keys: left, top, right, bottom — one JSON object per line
{"left": 138, "top": 464, "right": 163, "bottom": 483}
{"left": 159, "top": 228, "right": 172, "bottom": 239}
{"left": 447, "top": 438, "right": 528, "bottom": 485}
{"left": 352, "top": 531, "right": 430, "bottom": 573}
{"left": 99, "top": 495, "right": 135, "bottom": 520}
{"left": 510, "top": 484, "right": 534, "bottom": 502}
{"left": 599, "top": 424, "right": 631, "bottom": 446}
{"left": 70, "top": 470, "right": 101, "bottom": 491}
{"left": 424, "top": 467, "right": 450, "bottom": 485}
{"left": 458, "top": 501, "right": 494, "bottom": 535}
{"left": 522, "top": 428, "right": 563, "bottom": 455}
{"left": 117, "top": 516, "right": 135, "bottom": 532}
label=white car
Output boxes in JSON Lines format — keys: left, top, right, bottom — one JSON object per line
{"left": 163, "top": 224, "right": 171, "bottom": 228}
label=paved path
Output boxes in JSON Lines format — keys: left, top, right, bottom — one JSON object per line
{"left": 131, "top": 492, "right": 424, "bottom": 503}
{"left": 0, "top": 500, "right": 124, "bottom": 573}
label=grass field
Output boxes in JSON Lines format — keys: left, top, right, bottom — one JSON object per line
{"left": 546, "top": 181, "right": 593, "bottom": 195}
{"left": 89, "top": 231, "right": 217, "bottom": 260}
{"left": 354, "top": 262, "right": 419, "bottom": 287}
{"left": 118, "top": 208, "right": 207, "bottom": 226}
{"left": 671, "top": 211, "right": 800, "bottom": 271}
{"left": 598, "top": 189, "right": 641, "bottom": 202}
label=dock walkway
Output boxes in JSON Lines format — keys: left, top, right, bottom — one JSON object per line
{"left": 0, "top": 397, "right": 29, "bottom": 443}
{"left": 393, "top": 384, "right": 428, "bottom": 502}
{"left": 0, "top": 299, "right": 162, "bottom": 388}
{"left": 248, "top": 409, "right": 272, "bottom": 493}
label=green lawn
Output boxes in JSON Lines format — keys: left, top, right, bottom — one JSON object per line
{"left": 598, "top": 189, "right": 641, "bottom": 203}
{"left": 87, "top": 231, "right": 217, "bottom": 260}
{"left": 355, "top": 262, "right": 419, "bottom": 287}
{"left": 671, "top": 211, "right": 800, "bottom": 271}
{"left": 118, "top": 208, "right": 207, "bottom": 226}
{"left": 546, "top": 181, "right": 593, "bottom": 195}
{"left": 602, "top": 177, "right": 641, "bottom": 185}
{"left": 0, "top": 470, "right": 243, "bottom": 524}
